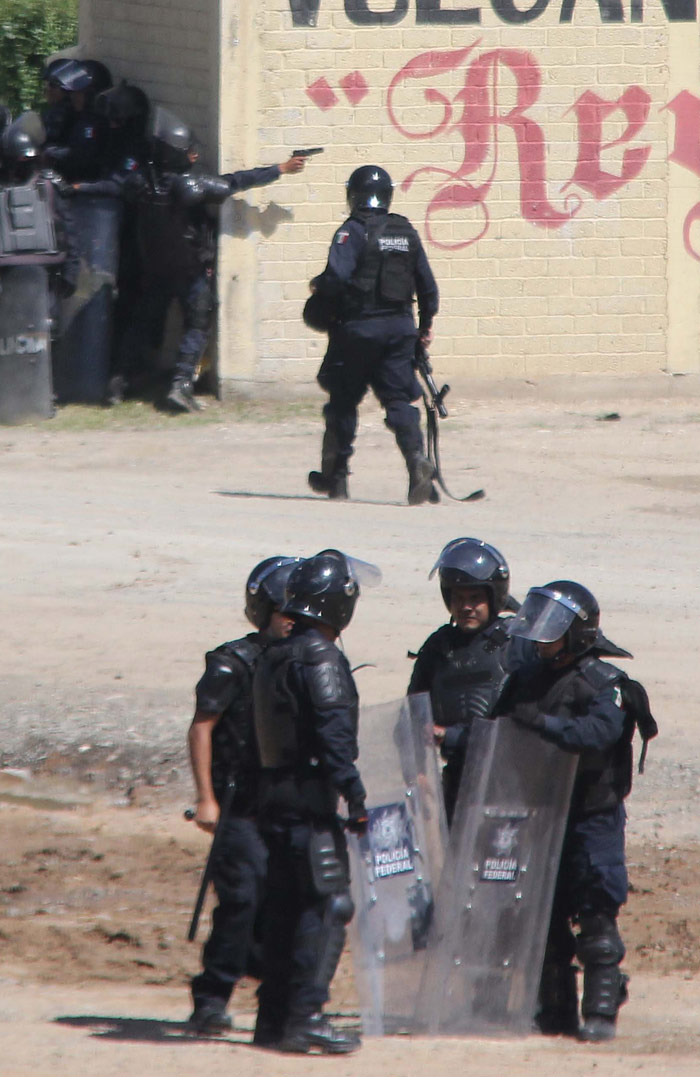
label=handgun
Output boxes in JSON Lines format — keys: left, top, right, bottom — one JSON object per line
{"left": 291, "top": 147, "right": 324, "bottom": 157}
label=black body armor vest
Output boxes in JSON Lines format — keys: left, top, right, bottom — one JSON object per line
{"left": 535, "top": 657, "right": 634, "bottom": 815}
{"left": 343, "top": 212, "right": 419, "bottom": 316}
{"left": 429, "top": 620, "right": 511, "bottom": 731}
{"left": 207, "top": 635, "right": 264, "bottom": 807}
{"left": 254, "top": 632, "right": 359, "bottom": 819}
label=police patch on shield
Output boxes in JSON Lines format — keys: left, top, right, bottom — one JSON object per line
{"left": 478, "top": 814, "right": 526, "bottom": 883}
{"left": 367, "top": 802, "right": 415, "bottom": 880}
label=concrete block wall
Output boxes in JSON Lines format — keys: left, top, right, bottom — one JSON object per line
{"left": 80, "top": 0, "right": 218, "bottom": 166}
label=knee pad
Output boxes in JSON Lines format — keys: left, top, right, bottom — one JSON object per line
{"left": 576, "top": 915, "right": 625, "bottom": 967}
{"left": 327, "top": 891, "right": 354, "bottom": 926}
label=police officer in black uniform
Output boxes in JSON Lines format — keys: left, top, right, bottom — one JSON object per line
{"left": 0, "top": 114, "right": 79, "bottom": 312}
{"left": 408, "top": 538, "right": 519, "bottom": 824}
{"left": 253, "top": 550, "right": 377, "bottom": 1054}
{"left": 497, "top": 581, "right": 643, "bottom": 1042}
{"left": 123, "top": 107, "right": 305, "bottom": 412}
{"left": 42, "top": 59, "right": 109, "bottom": 183}
{"left": 187, "top": 555, "right": 303, "bottom": 1034}
{"left": 67, "top": 82, "right": 151, "bottom": 404}
{"left": 307, "top": 165, "right": 440, "bottom": 505}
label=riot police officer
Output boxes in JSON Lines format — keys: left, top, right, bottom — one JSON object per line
{"left": 42, "top": 59, "right": 110, "bottom": 183}
{"left": 67, "top": 82, "right": 151, "bottom": 405}
{"left": 187, "top": 555, "right": 303, "bottom": 1035}
{"left": 306, "top": 165, "right": 439, "bottom": 504}
{"left": 0, "top": 113, "right": 79, "bottom": 309}
{"left": 497, "top": 581, "right": 646, "bottom": 1042}
{"left": 123, "top": 107, "right": 305, "bottom": 412}
{"left": 408, "top": 538, "right": 519, "bottom": 823}
{"left": 253, "top": 550, "right": 378, "bottom": 1054}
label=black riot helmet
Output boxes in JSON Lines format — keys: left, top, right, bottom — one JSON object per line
{"left": 429, "top": 537, "right": 510, "bottom": 617}
{"left": 1, "top": 113, "right": 45, "bottom": 177}
{"left": 46, "top": 58, "right": 94, "bottom": 94}
{"left": 282, "top": 549, "right": 381, "bottom": 633}
{"left": 81, "top": 60, "right": 113, "bottom": 96}
{"left": 507, "top": 580, "right": 600, "bottom": 656}
{"left": 95, "top": 82, "right": 149, "bottom": 132}
{"left": 244, "top": 556, "right": 305, "bottom": 631}
{"left": 148, "top": 106, "right": 195, "bottom": 172}
{"left": 346, "top": 165, "right": 393, "bottom": 213}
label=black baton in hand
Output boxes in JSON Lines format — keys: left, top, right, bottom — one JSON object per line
{"left": 185, "top": 776, "right": 236, "bottom": 942}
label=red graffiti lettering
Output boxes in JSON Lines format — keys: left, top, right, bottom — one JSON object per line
{"left": 663, "top": 91, "right": 700, "bottom": 259}
{"left": 564, "top": 87, "right": 651, "bottom": 199}
{"left": 390, "top": 46, "right": 579, "bottom": 248}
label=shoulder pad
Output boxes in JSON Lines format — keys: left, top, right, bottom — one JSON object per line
{"left": 292, "top": 632, "right": 339, "bottom": 666}
{"left": 207, "top": 633, "right": 262, "bottom": 675}
{"left": 579, "top": 655, "right": 626, "bottom": 691}
{"left": 171, "top": 172, "right": 204, "bottom": 206}
{"left": 483, "top": 618, "right": 511, "bottom": 648}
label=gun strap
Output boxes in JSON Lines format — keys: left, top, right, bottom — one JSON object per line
{"left": 422, "top": 393, "right": 486, "bottom": 503}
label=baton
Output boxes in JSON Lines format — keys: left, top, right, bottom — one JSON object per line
{"left": 184, "top": 776, "right": 236, "bottom": 942}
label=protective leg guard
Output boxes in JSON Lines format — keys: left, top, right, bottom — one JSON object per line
{"left": 535, "top": 963, "right": 579, "bottom": 1036}
{"left": 576, "top": 914, "right": 628, "bottom": 1041}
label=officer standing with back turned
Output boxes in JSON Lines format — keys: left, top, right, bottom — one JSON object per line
{"left": 186, "top": 556, "right": 303, "bottom": 1035}
{"left": 306, "top": 166, "right": 439, "bottom": 505}
{"left": 252, "top": 549, "right": 379, "bottom": 1054}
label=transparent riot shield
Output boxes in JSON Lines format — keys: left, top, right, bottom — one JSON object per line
{"left": 347, "top": 693, "right": 447, "bottom": 1036}
{"left": 0, "top": 266, "right": 53, "bottom": 424}
{"left": 417, "top": 715, "right": 578, "bottom": 1036}
{"left": 53, "top": 195, "right": 121, "bottom": 404}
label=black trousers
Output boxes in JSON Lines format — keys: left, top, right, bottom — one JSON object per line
{"left": 191, "top": 814, "right": 268, "bottom": 1010}
{"left": 257, "top": 819, "right": 350, "bottom": 1027}
{"left": 317, "top": 313, "right": 424, "bottom": 468}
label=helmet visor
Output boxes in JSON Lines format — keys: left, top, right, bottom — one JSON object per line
{"left": 506, "top": 589, "right": 577, "bottom": 643}
{"left": 428, "top": 538, "right": 500, "bottom": 582}
{"left": 315, "top": 549, "right": 382, "bottom": 588}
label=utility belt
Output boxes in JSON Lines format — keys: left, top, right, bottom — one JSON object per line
{"left": 258, "top": 768, "right": 338, "bottom": 820}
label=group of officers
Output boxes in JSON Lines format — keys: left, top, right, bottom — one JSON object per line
{"left": 0, "top": 56, "right": 306, "bottom": 411}
{"left": 3, "top": 59, "right": 442, "bottom": 506}
{"left": 186, "top": 539, "right": 654, "bottom": 1054}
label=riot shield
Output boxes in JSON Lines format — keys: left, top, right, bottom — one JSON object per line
{"left": 347, "top": 693, "right": 447, "bottom": 1036}
{"left": 417, "top": 715, "right": 577, "bottom": 1036}
{"left": 52, "top": 195, "right": 121, "bottom": 403}
{"left": 0, "top": 266, "right": 53, "bottom": 423}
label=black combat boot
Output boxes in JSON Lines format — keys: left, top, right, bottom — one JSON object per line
{"left": 280, "top": 1012, "right": 360, "bottom": 1055}
{"left": 187, "top": 1003, "right": 233, "bottom": 1035}
{"left": 167, "top": 377, "right": 202, "bottom": 412}
{"left": 407, "top": 453, "right": 436, "bottom": 505}
{"left": 307, "top": 469, "right": 349, "bottom": 500}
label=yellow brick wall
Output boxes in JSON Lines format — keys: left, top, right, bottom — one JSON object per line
{"left": 217, "top": 0, "right": 700, "bottom": 385}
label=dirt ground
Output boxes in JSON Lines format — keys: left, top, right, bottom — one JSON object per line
{"left": 1, "top": 377, "right": 700, "bottom": 1074}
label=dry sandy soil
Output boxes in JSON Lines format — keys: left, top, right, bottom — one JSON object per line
{"left": 1, "top": 374, "right": 700, "bottom": 1075}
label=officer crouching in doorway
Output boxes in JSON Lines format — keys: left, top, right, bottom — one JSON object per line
{"left": 408, "top": 538, "right": 520, "bottom": 825}
{"left": 186, "top": 556, "right": 303, "bottom": 1035}
{"left": 306, "top": 166, "right": 439, "bottom": 505}
{"left": 252, "top": 550, "right": 379, "bottom": 1054}
{"left": 496, "top": 581, "right": 656, "bottom": 1042}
